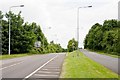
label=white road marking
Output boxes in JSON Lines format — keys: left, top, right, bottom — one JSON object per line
{"left": 42, "top": 68, "right": 60, "bottom": 70}
{"left": 41, "top": 69, "right": 49, "bottom": 70}
{"left": 34, "top": 74, "right": 58, "bottom": 77}
{"left": 0, "top": 61, "right": 23, "bottom": 70}
{"left": 0, "top": 55, "right": 43, "bottom": 70}
{"left": 23, "top": 55, "right": 58, "bottom": 80}
{"left": 44, "top": 67, "right": 60, "bottom": 69}
{"left": 38, "top": 71, "right": 59, "bottom": 74}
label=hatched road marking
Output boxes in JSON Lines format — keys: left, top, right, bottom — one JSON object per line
{"left": 23, "top": 55, "right": 58, "bottom": 80}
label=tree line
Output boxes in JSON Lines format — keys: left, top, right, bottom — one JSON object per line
{"left": 0, "top": 11, "right": 64, "bottom": 54}
{"left": 84, "top": 19, "right": 120, "bottom": 55}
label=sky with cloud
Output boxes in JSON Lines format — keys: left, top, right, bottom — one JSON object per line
{"left": 0, "top": 0, "right": 119, "bottom": 48}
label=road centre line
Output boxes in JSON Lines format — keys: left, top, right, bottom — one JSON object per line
{"left": 0, "top": 61, "right": 23, "bottom": 70}
{"left": 0, "top": 55, "right": 37, "bottom": 69}
{"left": 23, "top": 55, "right": 58, "bottom": 80}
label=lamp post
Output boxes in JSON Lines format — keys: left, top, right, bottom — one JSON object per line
{"left": 8, "top": 5, "right": 24, "bottom": 55}
{"left": 77, "top": 6, "right": 92, "bottom": 50}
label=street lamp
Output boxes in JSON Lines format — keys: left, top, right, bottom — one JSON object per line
{"left": 8, "top": 5, "right": 24, "bottom": 55}
{"left": 77, "top": 6, "right": 92, "bottom": 50}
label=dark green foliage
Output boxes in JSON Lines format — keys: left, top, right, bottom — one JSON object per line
{"left": 84, "top": 19, "right": 120, "bottom": 55}
{"left": 46, "top": 41, "right": 63, "bottom": 53}
{"left": 67, "top": 38, "right": 78, "bottom": 52}
{"left": 62, "top": 48, "right": 68, "bottom": 52}
{"left": 2, "top": 11, "right": 40, "bottom": 54}
{"left": 0, "top": 11, "right": 3, "bottom": 54}
{"left": 1, "top": 11, "right": 64, "bottom": 54}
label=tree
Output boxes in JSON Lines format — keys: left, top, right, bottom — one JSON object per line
{"left": 2, "top": 11, "right": 48, "bottom": 54}
{"left": 84, "top": 23, "right": 103, "bottom": 50}
{"left": 0, "top": 11, "right": 3, "bottom": 53}
{"left": 1, "top": 10, "right": 64, "bottom": 54}
{"left": 67, "top": 38, "right": 78, "bottom": 52}
{"left": 2, "top": 11, "right": 9, "bottom": 54}
{"left": 46, "top": 41, "right": 63, "bottom": 53}
{"left": 84, "top": 19, "right": 119, "bottom": 55}
{"left": 33, "top": 23, "right": 48, "bottom": 48}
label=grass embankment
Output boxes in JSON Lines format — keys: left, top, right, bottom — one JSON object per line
{"left": 87, "top": 49, "right": 120, "bottom": 58}
{"left": 0, "top": 53, "right": 37, "bottom": 60}
{"left": 97, "top": 52, "right": 120, "bottom": 58}
{"left": 61, "top": 51, "right": 118, "bottom": 78}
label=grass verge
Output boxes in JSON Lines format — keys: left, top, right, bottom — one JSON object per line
{"left": 87, "top": 49, "right": 120, "bottom": 58}
{"left": 60, "top": 51, "right": 119, "bottom": 78}
{"left": 0, "top": 53, "right": 37, "bottom": 60}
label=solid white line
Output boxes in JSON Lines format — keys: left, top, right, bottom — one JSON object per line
{"left": 23, "top": 55, "right": 58, "bottom": 80}
{"left": 0, "top": 61, "right": 23, "bottom": 70}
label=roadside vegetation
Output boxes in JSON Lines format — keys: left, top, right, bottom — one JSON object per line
{"left": 67, "top": 38, "right": 78, "bottom": 52}
{"left": 61, "top": 51, "right": 118, "bottom": 78}
{"left": 0, "top": 53, "right": 36, "bottom": 60}
{"left": 87, "top": 49, "right": 120, "bottom": 58}
{"left": 0, "top": 11, "right": 65, "bottom": 56}
{"left": 84, "top": 20, "right": 120, "bottom": 56}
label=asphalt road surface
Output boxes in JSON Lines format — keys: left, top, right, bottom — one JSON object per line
{"left": 0, "top": 53, "right": 65, "bottom": 79}
{"left": 80, "top": 49, "right": 120, "bottom": 74}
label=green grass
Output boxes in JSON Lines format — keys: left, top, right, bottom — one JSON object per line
{"left": 97, "top": 52, "right": 120, "bottom": 58}
{"left": 60, "top": 51, "right": 119, "bottom": 78}
{"left": 0, "top": 53, "right": 37, "bottom": 60}
{"left": 87, "top": 49, "right": 120, "bottom": 58}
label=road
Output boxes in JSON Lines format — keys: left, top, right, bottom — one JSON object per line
{"left": 1, "top": 53, "right": 65, "bottom": 79}
{"left": 80, "top": 49, "right": 120, "bottom": 74}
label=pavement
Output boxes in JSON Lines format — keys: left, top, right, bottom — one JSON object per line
{"left": 0, "top": 53, "right": 66, "bottom": 80}
{"left": 80, "top": 49, "right": 120, "bottom": 74}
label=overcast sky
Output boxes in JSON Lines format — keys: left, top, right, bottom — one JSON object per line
{"left": 0, "top": 0, "right": 119, "bottom": 48}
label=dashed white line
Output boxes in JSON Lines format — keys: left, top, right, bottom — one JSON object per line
{"left": 0, "top": 61, "right": 23, "bottom": 70}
